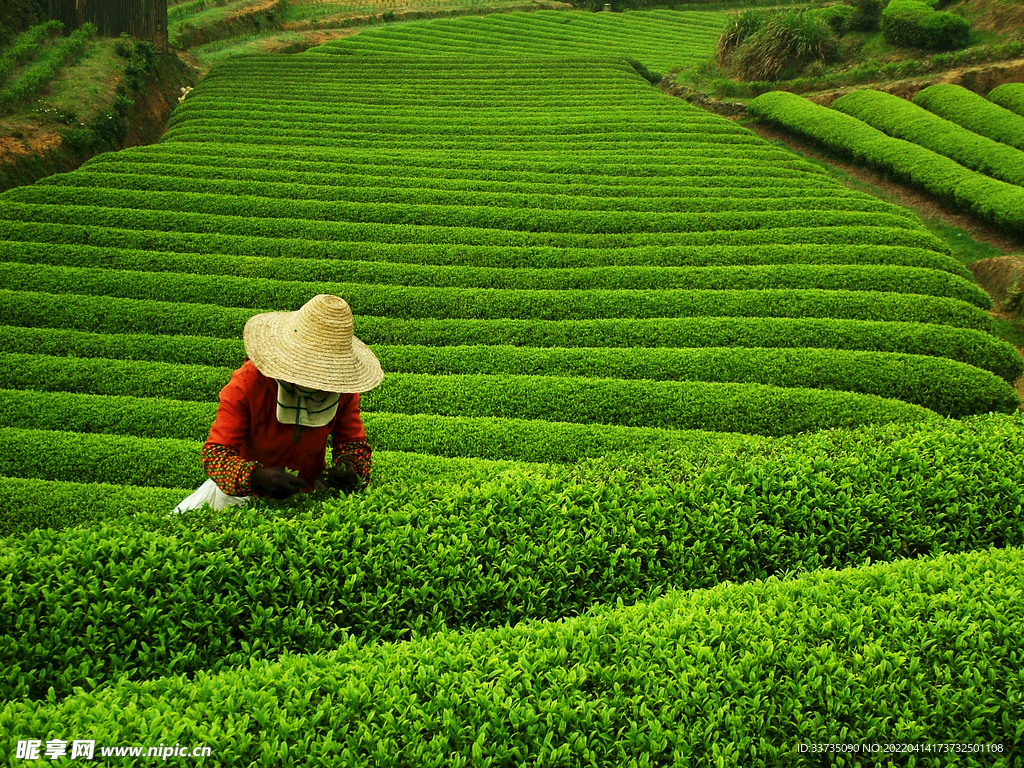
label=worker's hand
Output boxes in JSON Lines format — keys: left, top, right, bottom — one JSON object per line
{"left": 250, "top": 466, "right": 307, "bottom": 500}
{"left": 322, "top": 460, "right": 363, "bottom": 494}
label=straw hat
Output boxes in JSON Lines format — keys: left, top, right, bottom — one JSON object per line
{"left": 243, "top": 295, "right": 384, "bottom": 393}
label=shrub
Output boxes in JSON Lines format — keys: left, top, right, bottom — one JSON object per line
{"left": 845, "top": 0, "right": 886, "bottom": 32}
{"left": 882, "top": 0, "right": 970, "bottom": 50}
{"left": 748, "top": 90, "right": 1024, "bottom": 236}
{"left": 715, "top": 9, "right": 766, "bottom": 65}
{"left": 988, "top": 82, "right": 1024, "bottom": 117}
{"left": 914, "top": 83, "right": 1024, "bottom": 152}
{"left": 917, "top": 8, "right": 971, "bottom": 49}
{"left": 732, "top": 11, "right": 839, "bottom": 82}
{"left": 832, "top": 88, "right": 1024, "bottom": 188}
{"left": 814, "top": 4, "right": 855, "bottom": 36}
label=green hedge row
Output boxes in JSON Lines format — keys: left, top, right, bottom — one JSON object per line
{"left": 82, "top": 154, "right": 842, "bottom": 196}
{"left": 3, "top": 335, "right": 1016, "bottom": 416}
{"left": 0, "top": 353, "right": 939, "bottom": 433}
{"left": 102, "top": 135, "right": 824, "bottom": 176}
{"left": 913, "top": 83, "right": 1024, "bottom": 152}
{"left": 37, "top": 170, "right": 910, "bottom": 218}
{"left": 0, "top": 390, "right": 751, "bottom": 475}
{"left": 79, "top": 144, "right": 827, "bottom": 183}
{"left": 0, "top": 448, "right": 559, "bottom": 537}
{"left": 92, "top": 140, "right": 824, "bottom": 180}
{"left": 832, "top": 88, "right": 1024, "bottom": 188}
{"left": 190, "top": 64, "right": 654, "bottom": 87}
{"left": 0, "top": 427, "right": 206, "bottom": 489}
{"left": 2, "top": 294, "right": 1017, "bottom": 380}
{"left": 881, "top": 0, "right": 970, "bottom": 50}
{"left": 0, "top": 263, "right": 993, "bottom": 331}
{"left": 0, "top": 476, "right": 187, "bottom": 536}
{"left": 747, "top": 90, "right": 1024, "bottom": 235}
{"left": 132, "top": 141, "right": 818, "bottom": 174}
{"left": 0, "top": 240, "right": 986, "bottom": 304}
{"left": 162, "top": 98, "right": 751, "bottom": 129}
{"left": 3, "top": 546, "right": 1018, "bottom": 764}
{"left": 0, "top": 199, "right": 924, "bottom": 250}
{"left": 1, "top": 413, "right": 1022, "bottom": 701}
{"left": 0, "top": 424, "right": 570, "bottom": 497}
{"left": 166, "top": 112, "right": 752, "bottom": 139}
{"left": 987, "top": 82, "right": 1024, "bottom": 117}
{"left": 168, "top": 103, "right": 731, "bottom": 130}
{"left": 7, "top": 181, "right": 917, "bottom": 235}
{"left": 156, "top": 125, "right": 758, "bottom": 150}
{"left": 369, "top": 345, "right": 1014, "bottom": 416}
{"left": 161, "top": 129, "right": 777, "bottom": 153}
{"left": 195, "top": 58, "right": 667, "bottom": 74}
{"left": 197, "top": 53, "right": 648, "bottom": 76}
{"left": 0, "top": 219, "right": 953, "bottom": 268}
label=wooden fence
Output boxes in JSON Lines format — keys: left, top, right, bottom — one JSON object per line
{"left": 48, "top": 0, "right": 168, "bottom": 51}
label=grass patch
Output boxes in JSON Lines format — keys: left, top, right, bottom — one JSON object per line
{"left": 920, "top": 218, "right": 1005, "bottom": 267}
{"left": 283, "top": 2, "right": 402, "bottom": 22}
{"left": 188, "top": 33, "right": 275, "bottom": 62}
{"left": 992, "top": 314, "right": 1024, "bottom": 349}
{"left": 170, "top": 0, "right": 256, "bottom": 29}
{"left": 41, "top": 38, "right": 122, "bottom": 124}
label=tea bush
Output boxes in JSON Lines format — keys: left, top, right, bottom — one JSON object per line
{"left": 987, "top": 82, "right": 1024, "bottom": 117}
{"left": 834, "top": 88, "right": 1024, "bottom": 187}
{"left": 2, "top": 22, "right": 1019, "bottom": 758}
{"left": 748, "top": 90, "right": 1024, "bottom": 235}
{"left": 914, "top": 83, "right": 1024, "bottom": 152}
{"left": 2, "top": 546, "right": 1020, "bottom": 764}
{"left": 881, "top": 0, "right": 970, "bottom": 50}
{"left": 2, "top": 413, "right": 1022, "bottom": 700}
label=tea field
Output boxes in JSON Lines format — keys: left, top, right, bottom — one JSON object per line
{"left": 1, "top": 9, "right": 1022, "bottom": 765}
{"left": 747, "top": 85, "right": 1024, "bottom": 237}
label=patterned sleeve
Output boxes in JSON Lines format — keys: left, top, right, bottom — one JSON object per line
{"left": 202, "top": 443, "right": 260, "bottom": 497}
{"left": 333, "top": 440, "right": 373, "bottom": 484}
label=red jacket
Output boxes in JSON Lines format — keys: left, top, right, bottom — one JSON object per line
{"left": 202, "top": 359, "right": 372, "bottom": 496}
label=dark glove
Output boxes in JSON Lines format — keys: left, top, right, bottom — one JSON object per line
{"left": 250, "top": 466, "right": 307, "bottom": 500}
{"left": 322, "top": 460, "right": 363, "bottom": 494}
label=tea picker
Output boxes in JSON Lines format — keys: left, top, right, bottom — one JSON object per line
{"left": 174, "top": 294, "right": 384, "bottom": 512}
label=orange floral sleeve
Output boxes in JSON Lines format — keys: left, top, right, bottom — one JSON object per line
{"left": 333, "top": 440, "right": 373, "bottom": 483}
{"left": 201, "top": 443, "right": 260, "bottom": 497}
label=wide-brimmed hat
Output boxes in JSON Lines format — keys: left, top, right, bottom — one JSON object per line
{"left": 243, "top": 294, "right": 384, "bottom": 393}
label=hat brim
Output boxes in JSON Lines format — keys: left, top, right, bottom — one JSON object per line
{"left": 243, "top": 309, "right": 384, "bottom": 393}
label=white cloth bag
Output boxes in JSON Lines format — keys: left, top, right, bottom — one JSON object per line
{"left": 173, "top": 478, "right": 251, "bottom": 513}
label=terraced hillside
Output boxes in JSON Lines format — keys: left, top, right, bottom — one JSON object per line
{"left": 309, "top": 9, "right": 726, "bottom": 70}
{"left": 1, "top": 10, "right": 1022, "bottom": 765}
